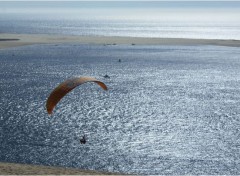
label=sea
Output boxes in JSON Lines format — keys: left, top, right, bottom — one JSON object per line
{"left": 0, "top": 1, "right": 240, "bottom": 39}
{"left": 0, "top": 1, "right": 240, "bottom": 175}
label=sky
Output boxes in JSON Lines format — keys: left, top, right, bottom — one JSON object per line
{"left": 1, "top": 1, "right": 240, "bottom": 8}
{"left": 0, "top": 0, "right": 240, "bottom": 1}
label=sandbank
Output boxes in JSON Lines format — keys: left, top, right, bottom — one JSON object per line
{"left": 0, "top": 162, "right": 121, "bottom": 175}
{"left": 1, "top": 33, "right": 240, "bottom": 49}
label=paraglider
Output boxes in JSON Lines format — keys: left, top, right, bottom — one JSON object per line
{"left": 46, "top": 76, "right": 108, "bottom": 114}
{"left": 80, "top": 135, "right": 87, "bottom": 144}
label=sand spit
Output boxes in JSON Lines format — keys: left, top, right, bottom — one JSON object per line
{"left": 1, "top": 33, "right": 240, "bottom": 49}
{"left": 0, "top": 162, "right": 122, "bottom": 175}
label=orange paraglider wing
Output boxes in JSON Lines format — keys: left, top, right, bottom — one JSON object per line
{"left": 46, "top": 76, "right": 108, "bottom": 114}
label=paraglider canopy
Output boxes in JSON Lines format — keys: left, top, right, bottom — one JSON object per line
{"left": 46, "top": 76, "right": 108, "bottom": 114}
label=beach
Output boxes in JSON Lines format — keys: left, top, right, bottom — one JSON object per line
{"left": 1, "top": 33, "right": 240, "bottom": 49}
{"left": 0, "top": 162, "right": 120, "bottom": 175}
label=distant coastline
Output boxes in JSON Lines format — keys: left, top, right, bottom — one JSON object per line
{"left": 0, "top": 38, "right": 19, "bottom": 41}
{"left": 0, "top": 162, "right": 121, "bottom": 175}
{"left": 1, "top": 33, "right": 240, "bottom": 49}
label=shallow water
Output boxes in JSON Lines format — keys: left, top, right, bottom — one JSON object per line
{"left": 0, "top": 44, "right": 240, "bottom": 174}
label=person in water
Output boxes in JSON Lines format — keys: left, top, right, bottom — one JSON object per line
{"left": 80, "top": 135, "right": 86, "bottom": 144}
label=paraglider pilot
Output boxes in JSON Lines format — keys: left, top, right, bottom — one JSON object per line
{"left": 80, "top": 135, "right": 86, "bottom": 144}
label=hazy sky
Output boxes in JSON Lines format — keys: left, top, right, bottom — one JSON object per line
{"left": 1, "top": 0, "right": 240, "bottom": 1}
{"left": 1, "top": 1, "right": 240, "bottom": 8}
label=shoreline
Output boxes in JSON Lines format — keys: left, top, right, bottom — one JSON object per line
{"left": 1, "top": 33, "right": 240, "bottom": 49}
{"left": 0, "top": 162, "right": 121, "bottom": 175}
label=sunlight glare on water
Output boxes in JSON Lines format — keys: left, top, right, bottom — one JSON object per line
{"left": 0, "top": 44, "right": 240, "bottom": 174}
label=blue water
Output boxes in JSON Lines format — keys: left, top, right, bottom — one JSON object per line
{"left": 1, "top": 1, "right": 240, "bottom": 174}
{"left": 1, "top": 18, "right": 240, "bottom": 40}
{"left": 1, "top": 1, "right": 240, "bottom": 39}
{"left": 0, "top": 44, "right": 240, "bottom": 174}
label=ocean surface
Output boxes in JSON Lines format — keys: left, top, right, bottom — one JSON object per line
{"left": 1, "top": 1, "right": 240, "bottom": 175}
{"left": 1, "top": 18, "right": 240, "bottom": 40}
{"left": 0, "top": 44, "right": 240, "bottom": 174}
{"left": 0, "top": 1, "right": 240, "bottom": 39}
